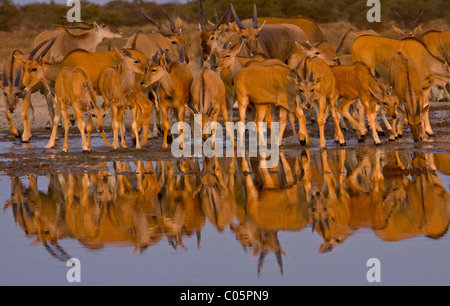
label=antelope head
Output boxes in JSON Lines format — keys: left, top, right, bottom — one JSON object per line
{"left": 140, "top": 6, "right": 190, "bottom": 64}
{"left": 198, "top": 0, "right": 231, "bottom": 62}
{"left": 369, "top": 87, "right": 400, "bottom": 120}
{"left": 116, "top": 48, "right": 146, "bottom": 76}
{"left": 289, "top": 41, "right": 337, "bottom": 68}
{"left": 15, "top": 38, "right": 57, "bottom": 91}
{"left": 2, "top": 50, "right": 26, "bottom": 114}
{"left": 215, "top": 41, "right": 242, "bottom": 72}
{"left": 141, "top": 50, "right": 172, "bottom": 87}
{"left": 186, "top": 103, "right": 220, "bottom": 141}
{"left": 92, "top": 21, "right": 123, "bottom": 40}
{"left": 80, "top": 82, "right": 109, "bottom": 133}
{"left": 229, "top": 3, "right": 265, "bottom": 57}
{"left": 288, "top": 70, "right": 323, "bottom": 110}
{"left": 392, "top": 10, "right": 423, "bottom": 38}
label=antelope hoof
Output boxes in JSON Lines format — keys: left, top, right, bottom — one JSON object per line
{"left": 21, "top": 139, "right": 30, "bottom": 144}
{"left": 15, "top": 133, "right": 22, "bottom": 139}
{"left": 340, "top": 142, "right": 346, "bottom": 147}
{"left": 397, "top": 134, "right": 403, "bottom": 139}
{"left": 299, "top": 139, "right": 306, "bottom": 146}
{"left": 427, "top": 132, "right": 436, "bottom": 138}
{"left": 389, "top": 138, "right": 396, "bottom": 142}
{"left": 377, "top": 131, "right": 386, "bottom": 136}
{"left": 82, "top": 149, "right": 92, "bottom": 153}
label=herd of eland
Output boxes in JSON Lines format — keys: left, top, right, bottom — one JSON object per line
{"left": 1, "top": 1, "right": 449, "bottom": 152}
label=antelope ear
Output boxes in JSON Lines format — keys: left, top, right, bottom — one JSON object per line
{"left": 287, "top": 76, "right": 298, "bottom": 85}
{"left": 412, "top": 25, "right": 422, "bottom": 36}
{"left": 13, "top": 55, "right": 27, "bottom": 64}
{"left": 313, "top": 75, "right": 324, "bottom": 84}
{"left": 392, "top": 25, "right": 403, "bottom": 35}
{"left": 295, "top": 41, "right": 306, "bottom": 51}
{"left": 207, "top": 20, "right": 215, "bottom": 27}
{"left": 421, "top": 104, "right": 429, "bottom": 116}
{"left": 198, "top": 23, "right": 202, "bottom": 32}
{"left": 93, "top": 21, "right": 100, "bottom": 29}
{"left": 115, "top": 47, "right": 125, "bottom": 59}
{"left": 257, "top": 20, "right": 266, "bottom": 34}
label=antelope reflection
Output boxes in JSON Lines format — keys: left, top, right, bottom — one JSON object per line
{"left": 3, "top": 149, "right": 449, "bottom": 276}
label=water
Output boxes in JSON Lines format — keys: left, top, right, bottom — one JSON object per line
{"left": 0, "top": 132, "right": 449, "bottom": 286}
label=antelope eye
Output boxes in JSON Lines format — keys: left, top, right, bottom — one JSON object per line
{"left": 151, "top": 68, "right": 158, "bottom": 72}
{"left": 225, "top": 55, "right": 231, "bottom": 58}
{"left": 315, "top": 52, "right": 320, "bottom": 55}
{"left": 171, "top": 41, "right": 177, "bottom": 44}
{"left": 311, "top": 89, "right": 314, "bottom": 92}
{"left": 103, "top": 114, "right": 106, "bottom": 118}
{"left": 31, "top": 68, "right": 37, "bottom": 72}
{"left": 210, "top": 37, "right": 214, "bottom": 40}
{"left": 92, "top": 114, "right": 97, "bottom": 118}
{"left": 134, "top": 60, "right": 139, "bottom": 63}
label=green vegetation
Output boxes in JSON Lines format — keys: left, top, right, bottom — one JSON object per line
{"left": 0, "top": 0, "right": 448, "bottom": 32}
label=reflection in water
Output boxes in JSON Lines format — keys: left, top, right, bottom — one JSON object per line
{"left": 3, "top": 148, "right": 449, "bottom": 276}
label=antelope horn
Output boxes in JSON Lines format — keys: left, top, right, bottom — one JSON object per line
{"left": 411, "top": 10, "right": 423, "bottom": 29}
{"left": 14, "top": 66, "right": 22, "bottom": 87}
{"left": 309, "top": 70, "right": 314, "bottom": 82}
{"left": 3, "top": 65, "right": 8, "bottom": 87}
{"left": 151, "top": 51, "right": 160, "bottom": 63}
{"left": 122, "top": 48, "right": 134, "bottom": 58}
{"left": 179, "top": 44, "right": 185, "bottom": 63}
{"left": 61, "top": 15, "right": 94, "bottom": 27}
{"left": 131, "top": 30, "right": 143, "bottom": 50}
{"left": 393, "top": 10, "right": 406, "bottom": 29}
{"left": 295, "top": 69, "right": 303, "bottom": 82}
{"left": 156, "top": 43, "right": 172, "bottom": 63}
{"left": 229, "top": 41, "right": 240, "bottom": 50}
{"left": 440, "top": 39, "right": 450, "bottom": 64}
{"left": 28, "top": 38, "right": 53, "bottom": 61}
{"left": 140, "top": 7, "right": 165, "bottom": 32}
{"left": 252, "top": 3, "right": 258, "bottom": 29}
{"left": 213, "top": 4, "right": 219, "bottom": 24}
{"left": 161, "top": 7, "right": 177, "bottom": 34}
{"left": 230, "top": 3, "right": 245, "bottom": 29}
{"left": 212, "top": 5, "right": 231, "bottom": 31}
{"left": 199, "top": 0, "right": 208, "bottom": 31}
{"left": 36, "top": 37, "right": 57, "bottom": 62}
{"left": 299, "top": 41, "right": 313, "bottom": 50}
